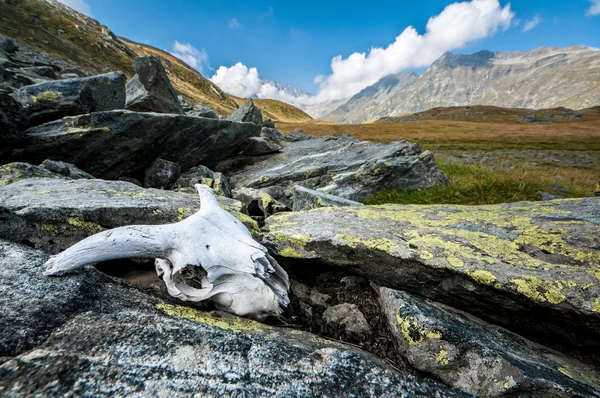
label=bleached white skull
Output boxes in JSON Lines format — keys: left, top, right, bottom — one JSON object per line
{"left": 44, "top": 184, "right": 290, "bottom": 321}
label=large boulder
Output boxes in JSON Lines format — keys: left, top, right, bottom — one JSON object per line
{"left": 39, "top": 159, "right": 94, "bottom": 180}
{"left": 0, "top": 91, "right": 28, "bottom": 161}
{"left": 22, "top": 110, "right": 261, "bottom": 180}
{"left": 0, "top": 240, "right": 466, "bottom": 397}
{"left": 263, "top": 198, "right": 600, "bottom": 363}
{"left": 219, "top": 134, "right": 449, "bottom": 202}
{"left": 292, "top": 185, "right": 363, "bottom": 211}
{"left": 0, "top": 178, "right": 257, "bottom": 254}
{"left": 144, "top": 158, "right": 181, "bottom": 189}
{"left": 378, "top": 287, "right": 600, "bottom": 397}
{"left": 227, "top": 99, "right": 263, "bottom": 124}
{"left": 125, "top": 56, "right": 183, "bottom": 114}
{"left": 10, "top": 72, "right": 126, "bottom": 125}
{"left": 0, "top": 162, "right": 65, "bottom": 187}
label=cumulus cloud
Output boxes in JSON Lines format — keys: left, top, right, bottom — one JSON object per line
{"left": 229, "top": 18, "right": 243, "bottom": 29}
{"left": 211, "top": 0, "right": 514, "bottom": 115}
{"left": 57, "top": 0, "right": 91, "bottom": 16}
{"left": 588, "top": 0, "right": 600, "bottom": 16}
{"left": 170, "top": 41, "right": 210, "bottom": 72}
{"left": 523, "top": 15, "right": 542, "bottom": 31}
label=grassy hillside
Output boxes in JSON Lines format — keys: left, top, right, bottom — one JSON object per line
{"left": 0, "top": 0, "right": 310, "bottom": 120}
{"left": 231, "top": 97, "right": 313, "bottom": 123}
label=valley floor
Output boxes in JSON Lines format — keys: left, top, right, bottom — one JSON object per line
{"left": 277, "top": 119, "right": 600, "bottom": 205}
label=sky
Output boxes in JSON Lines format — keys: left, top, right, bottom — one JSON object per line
{"left": 59, "top": 0, "right": 600, "bottom": 112}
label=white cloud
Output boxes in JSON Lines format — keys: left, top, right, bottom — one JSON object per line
{"left": 523, "top": 15, "right": 542, "bottom": 31}
{"left": 170, "top": 41, "right": 210, "bottom": 73}
{"left": 210, "top": 0, "right": 514, "bottom": 116}
{"left": 229, "top": 18, "right": 243, "bottom": 29}
{"left": 57, "top": 0, "right": 91, "bottom": 16}
{"left": 588, "top": 0, "right": 600, "bottom": 16}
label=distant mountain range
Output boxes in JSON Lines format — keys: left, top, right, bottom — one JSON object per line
{"left": 323, "top": 46, "right": 600, "bottom": 123}
{"left": 259, "top": 79, "right": 312, "bottom": 98}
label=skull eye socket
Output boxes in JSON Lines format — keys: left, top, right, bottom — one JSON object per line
{"left": 176, "top": 264, "right": 208, "bottom": 289}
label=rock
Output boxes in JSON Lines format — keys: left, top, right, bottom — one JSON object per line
{"left": 178, "top": 95, "right": 193, "bottom": 111}
{"left": 232, "top": 187, "right": 290, "bottom": 219}
{"left": 517, "top": 114, "right": 552, "bottom": 124}
{"left": 125, "top": 56, "right": 183, "bottom": 114}
{"left": 340, "top": 276, "right": 368, "bottom": 291}
{"left": 0, "top": 92, "right": 28, "bottom": 161}
{"left": 239, "top": 136, "right": 282, "bottom": 156}
{"left": 171, "top": 165, "right": 232, "bottom": 198}
{"left": 59, "top": 73, "right": 80, "bottom": 79}
{"left": 222, "top": 135, "right": 449, "bottom": 202}
{"left": 144, "top": 158, "right": 181, "bottom": 189}
{"left": 189, "top": 105, "right": 219, "bottom": 119}
{"left": 293, "top": 127, "right": 304, "bottom": 133}
{"left": 40, "top": 159, "right": 94, "bottom": 179}
{"left": 23, "top": 110, "right": 261, "bottom": 180}
{"left": 0, "top": 162, "right": 65, "bottom": 186}
{"left": 263, "top": 198, "right": 600, "bottom": 362}
{"left": 117, "top": 176, "right": 142, "bottom": 187}
{"left": 227, "top": 99, "right": 263, "bottom": 124}
{"left": 377, "top": 286, "right": 600, "bottom": 397}
{"left": 263, "top": 118, "right": 275, "bottom": 128}
{"left": 0, "top": 178, "right": 258, "bottom": 254}
{"left": 260, "top": 126, "right": 285, "bottom": 143}
{"left": 10, "top": 72, "right": 126, "bottom": 125}
{"left": 292, "top": 185, "right": 363, "bottom": 211}
{"left": 291, "top": 280, "right": 331, "bottom": 308}
{"left": 0, "top": 240, "right": 466, "bottom": 397}
{"left": 283, "top": 131, "right": 316, "bottom": 142}
{"left": 323, "top": 303, "right": 371, "bottom": 340}
{"left": 538, "top": 191, "right": 564, "bottom": 201}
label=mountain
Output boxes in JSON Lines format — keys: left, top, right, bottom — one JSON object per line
{"left": 324, "top": 72, "right": 418, "bottom": 123}
{"left": 325, "top": 47, "right": 600, "bottom": 124}
{"left": 260, "top": 79, "right": 312, "bottom": 98}
{"left": 0, "top": 0, "right": 312, "bottom": 121}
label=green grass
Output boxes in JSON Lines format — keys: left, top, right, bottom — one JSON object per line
{"left": 365, "top": 160, "right": 597, "bottom": 206}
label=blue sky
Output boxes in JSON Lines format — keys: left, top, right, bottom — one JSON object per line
{"left": 64, "top": 0, "right": 600, "bottom": 102}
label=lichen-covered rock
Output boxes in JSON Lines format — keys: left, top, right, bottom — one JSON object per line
{"left": 144, "top": 158, "right": 181, "bottom": 189}
{"left": 221, "top": 134, "right": 449, "bottom": 202}
{"left": 227, "top": 99, "right": 263, "bottom": 124}
{"left": 239, "top": 136, "right": 282, "bottom": 156}
{"left": 22, "top": 110, "right": 261, "bottom": 180}
{"left": 0, "top": 178, "right": 257, "bottom": 254}
{"left": 125, "top": 56, "right": 183, "bottom": 114}
{"left": 171, "top": 165, "right": 232, "bottom": 197}
{"left": 0, "top": 92, "right": 28, "bottom": 161}
{"left": 0, "top": 240, "right": 467, "bottom": 398}
{"left": 233, "top": 187, "right": 290, "bottom": 219}
{"left": 292, "top": 185, "right": 363, "bottom": 211}
{"left": 10, "top": 72, "right": 126, "bottom": 125}
{"left": 377, "top": 286, "right": 600, "bottom": 397}
{"left": 263, "top": 198, "right": 600, "bottom": 362}
{"left": 39, "top": 159, "right": 94, "bottom": 179}
{"left": 323, "top": 303, "right": 371, "bottom": 341}
{"left": 0, "top": 162, "right": 65, "bottom": 186}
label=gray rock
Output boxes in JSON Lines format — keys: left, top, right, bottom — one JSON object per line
{"left": 125, "top": 56, "right": 183, "bottom": 114}
{"left": 222, "top": 135, "right": 449, "bottom": 202}
{"left": 59, "top": 72, "right": 80, "bottom": 79}
{"left": 232, "top": 187, "right": 290, "bottom": 219}
{"left": 538, "top": 191, "right": 564, "bottom": 201}
{"left": 283, "top": 131, "right": 316, "bottom": 142}
{"left": 188, "top": 105, "right": 219, "bottom": 119}
{"left": 323, "top": 303, "right": 371, "bottom": 340}
{"left": 260, "top": 126, "right": 285, "bottom": 143}
{"left": 227, "top": 99, "right": 263, "bottom": 124}
{"left": 0, "top": 240, "right": 466, "bottom": 397}
{"left": 23, "top": 110, "right": 261, "bottom": 180}
{"left": 117, "top": 176, "right": 142, "bottom": 187}
{"left": 263, "top": 118, "right": 275, "bottom": 128}
{"left": 0, "top": 178, "right": 258, "bottom": 254}
{"left": 144, "top": 158, "right": 181, "bottom": 189}
{"left": 10, "top": 72, "right": 126, "bottom": 125}
{"left": 177, "top": 95, "right": 193, "bottom": 111}
{"left": 239, "top": 136, "right": 282, "bottom": 156}
{"left": 0, "top": 92, "right": 28, "bottom": 161}
{"left": 172, "top": 165, "right": 232, "bottom": 198}
{"left": 263, "top": 198, "right": 600, "bottom": 363}
{"left": 377, "top": 286, "right": 600, "bottom": 397}
{"left": 0, "top": 162, "right": 65, "bottom": 186}
{"left": 292, "top": 185, "right": 363, "bottom": 211}
{"left": 291, "top": 280, "right": 331, "bottom": 308}
{"left": 40, "top": 159, "right": 94, "bottom": 179}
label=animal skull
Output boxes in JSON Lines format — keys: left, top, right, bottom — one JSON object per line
{"left": 44, "top": 184, "right": 290, "bottom": 321}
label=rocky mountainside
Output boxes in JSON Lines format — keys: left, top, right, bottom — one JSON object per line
{"left": 326, "top": 47, "right": 600, "bottom": 124}
{"left": 0, "top": 0, "right": 312, "bottom": 121}
{"left": 260, "top": 78, "right": 312, "bottom": 98}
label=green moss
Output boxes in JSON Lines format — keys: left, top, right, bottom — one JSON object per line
{"left": 156, "top": 304, "right": 267, "bottom": 332}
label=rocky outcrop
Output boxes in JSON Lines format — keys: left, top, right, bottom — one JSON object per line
{"left": 22, "top": 110, "right": 261, "bottom": 180}
{"left": 0, "top": 239, "right": 467, "bottom": 397}
{"left": 144, "top": 158, "right": 181, "bottom": 189}
{"left": 125, "top": 56, "right": 183, "bottom": 114}
{"left": 377, "top": 287, "right": 600, "bottom": 397}
{"left": 0, "top": 91, "right": 28, "bottom": 161}
{"left": 264, "top": 198, "right": 600, "bottom": 362}
{"left": 292, "top": 185, "right": 363, "bottom": 211}
{"left": 239, "top": 136, "right": 282, "bottom": 156}
{"left": 220, "top": 134, "right": 449, "bottom": 202}
{"left": 228, "top": 99, "right": 263, "bottom": 124}
{"left": 171, "top": 165, "right": 232, "bottom": 197}
{"left": 39, "top": 159, "right": 94, "bottom": 179}
{"left": 0, "top": 178, "right": 257, "bottom": 254}
{"left": 10, "top": 72, "right": 126, "bottom": 125}
{"left": 189, "top": 105, "right": 219, "bottom": 119}
{"left": 232, "top": 187, "right": 289, "bottom": 220}
{"left": 0, "top": 162, "right": 65, "bottom": 186}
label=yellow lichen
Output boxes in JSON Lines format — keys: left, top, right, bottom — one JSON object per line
{"left": 156, "top": 304, "right": 267, "bottom": 332}
{"left": 436, "top": 348, "right": 449, "bottom": 366}
{"left": 66, "top": 217, "right": 104, "bottom": 234}
{"left": 511, "top": 276, "right": 566, "bottom": 304}
{"left": 593, "top": 298, "right": 600, "bottom": 313}
{"left": 280, "top": 247, "right": 305, "bottom": 258}
{"left": 396, "top": 314, "right": 442, "bottom": 346}
{"left": 468, "top": 270, "right": 497, "bottom": 285}
{"left": 32, "top": 91, "right": 62, "bottom": 103}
